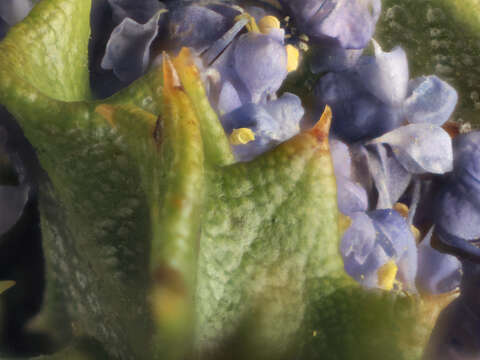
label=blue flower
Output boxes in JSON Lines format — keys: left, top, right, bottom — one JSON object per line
{"left": 330, "top": 138, "right": 369, "bottom": 215}
{"left": 315, "top": 41, "right": 458, "bottom": 143}
{"left": 404, "top": 75, "right": 458, "bottom": 126}
{"left": 0, "top": 0, "right": 36, "bottom": 27}
{"left": 281, "top": 0, "right": 381, "bottom": 49}
{"left": 108, "top": 0, "right": 165, "bottom": 24}
{"left": 340, "top": 209, "right": 418, "bottom": 291}
{"left": 435, "top": 132, "right": 480, "bottom": 241}
{"left": 221, "top": 93, "right": 304, "bottom": 161}
{"left": 416, "top": 228, "right": 461, "bottom": 295}
{"left": 315, "top": 42, "right": 407, "bottom": 142}
{"left": 167, "top": 3, "right": 239, "bottom": 53}
{"left": 101, "top": 10, "right": 165, "bottom": 83}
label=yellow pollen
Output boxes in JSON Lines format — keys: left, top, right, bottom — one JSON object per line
{"left": 229, "top": 128, "right": 255, "bottom": 145}
{"left": 377, "top": 260, "right": 398, "bottom": 291}
{"left": 258, "top": 15, "right": 281, "bottom": 34}
{"left": 286, "top": 44, "right": 300, "bottom": 72}
{"left": 393, "top": 202, "right": 409, "bottom": 218}
{"left": 410, "top": 225, "right": 421, "bottom": 243}
{"left": 235, "top": 13, "right": 260, "bottom": 33}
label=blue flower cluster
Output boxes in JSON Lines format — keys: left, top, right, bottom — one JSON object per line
{"left": 2, "top": 0, "right": 480, "bottom": 306}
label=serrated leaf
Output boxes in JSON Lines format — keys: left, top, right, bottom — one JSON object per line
{"left": 0, "top": 0, "right": 92, "bottom": 101}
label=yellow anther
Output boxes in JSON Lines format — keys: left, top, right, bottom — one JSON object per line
{"left": 393, "top": 202, "right": 409, "bottom": 218}
{"left": 377, "top": 260, "right": 398, "bottom": 291}
{"left": 410, "top": 225, "right": 421, "bottom": 243}
{"left": 235, "top": 13, "right": 260, "bottom": 33}
{"left": 286, "top": 44, "right": 300, "bottom": 72}
{"left": 229, "top": 128, "right": 255, "bottom": 145}
{"left": 339, "top": 213, "right": 352, "bottom": 237}
{"left": 258, "top": 15, "right": 281, "bottom": 34}
{"left": 0, "top": 281, "right": 15, "bottom": 295}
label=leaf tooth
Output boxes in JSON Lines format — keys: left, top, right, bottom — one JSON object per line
{"left": 309, "top": 104, "right": 332, "bottom": 151}
{"left": 162, "top": 52, "right": 183, "bottom": 94}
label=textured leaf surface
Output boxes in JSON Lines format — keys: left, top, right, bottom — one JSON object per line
{"left": 0, "top": 0, "right": 460, "bottom": 359}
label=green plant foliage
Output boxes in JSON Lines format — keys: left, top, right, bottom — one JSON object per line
{"left": 0, "top": 0, "right": 456, "bottom": 359}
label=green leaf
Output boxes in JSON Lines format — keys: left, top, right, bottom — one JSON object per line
{"left": 0, "top": 0, "right": 456, "bottom": 359}
{"left": 196, "top": 108, "right": 342, "bottom": 357}
{"left": 0, "top": 0, "right": 92, "bottom": 101}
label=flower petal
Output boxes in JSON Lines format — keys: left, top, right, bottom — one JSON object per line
{"left": 234, "top": 32, "right": 287, "bottom": 103}
{"left": 341, "top": 209, "right": 417, "bottom": 291}
{"left": 356, "top": 41, "right": 409, "bottom": 106}
{"left": 330, "top": 138, "right": 352, "bottom": 179}
{"left": 221, "top": 95, "right": 302, "bottom": 161}
{"left": 168, "top": 4, "right": 233, "bottom": 54}
{"left": 404, "top": 75, "right": 458, "bottom": 126}
{"left": 317, "top": 0, "right": 381, "bottom": 49}
{"left": 310, "top": 40, "right": 363, "bottom": 73}
{"left": 435, "top": 182, "right": 480, "bottom": 240}
{"left": 101, "top": 11, "right": 163, "bottom": 83}
{"left": 365, "top": 143, "right": 411, "bottom": 209}
{"left": 370, "top": 123, "right": 453, "bottom": 174}
{"left": 336, "top": 176, "right": 369, "bottom": 215}
{"left": 416, "top": 228, "right": 462, "bottom": 294}
{"left": 217, "top": 80, "right": 242, "bottom": 115}
{"left": 108, "top": 0, "right": 164, "bottom": 24}
{"left": 0, "top": 0, "right": 35, "bottom": 26}
{"left": 316, "top": 71, "right": 402, "bottom": 142}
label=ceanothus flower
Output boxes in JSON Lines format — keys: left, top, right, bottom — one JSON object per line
{"left": 166, "top": 3, "right": 239, "bottom": 53}
{"left": 101, "top": 10, "right": 165, "bottom": 82}
{"left": 221, "top": 93, "right": 304, "bottom": 161}
{"left": 280, "top": 0, "right": 380, "bottom": 73}
{"left": 416, "top": 228, "right": 462, "bottom": 295}
{"left": 315, "top": 40, "right": 458, "bottom": 143}
{"left": 340, "top": 209, "right": 418, "bottom": 291}
{"left": 108, "top": 0, "right": 165, "bottom": 24}
{"left": 330, "top": 138, "right": 368, "bottom": 215}
{"left": 0, "top": 0, "right": 36, "bottom": 27}
{"left": 435, "top": 132, "right": 480, "bottom": 241}
{"left": 281, "top": 0, "right": 381, "bottom": 49}
{"left": 315, "top": 41, "right": 407, "bottom": 142}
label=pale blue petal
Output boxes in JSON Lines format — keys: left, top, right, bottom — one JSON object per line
{"left": 101, "top": 12, "right": 163, "bottom": 82}
{"left": 416, "top": 228, "right": 462, "bottom": 294}
{"left": 263, "top": 92, "right": 304, "bottom": 135}
{"left": 365, "top": 143, "right": 411, "bottom": 209}
{"left": 369, "top": 209, "right": 418, "bottom": 291}
{"left": 108, "top": 0, "right": 164, "bottom": 24}
{"left": 0, "top": 0, "right": 35, "bottom": 26}
{"left": 356, "top": 41, "right": 409, "bottom": 106}
{"left": 217, "top": 80, "right": 242, "bottom": 115}
{"left": 330, "top": 138, "right": 351, "bottom": 179}
{"left": 221, "top": 96, "right": 302, "bottom": 161}
{"left": 404, "top": 75, "right": 458, "bottom": 126}
{"left": 341, "top": 209, "right": 417, "bottom": 291}
{"left": 315, "top": 71, "right": 402, "bottom": 142}
{"left": 234, "top": 32, "right": 287, "bottom": 103}
{"left": 310, "top": 40, "right": 363, "bottom": 73}
{"left": 317, "top": 0, "right": 381, "bottom": 49}
{"left": 435, "top": 183, "right": 480, "bottom": 240}
{"left": 168, "top": 4, "right": 233, "bottom": 53}
{"left": 336, "top": 176, "right": 369, "bottom": 215}
{"left": 370, "top": 123, "right": 453, "bottom": 174}
{"left": 340, "top": 212, "right": 377, "bottom": 265}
